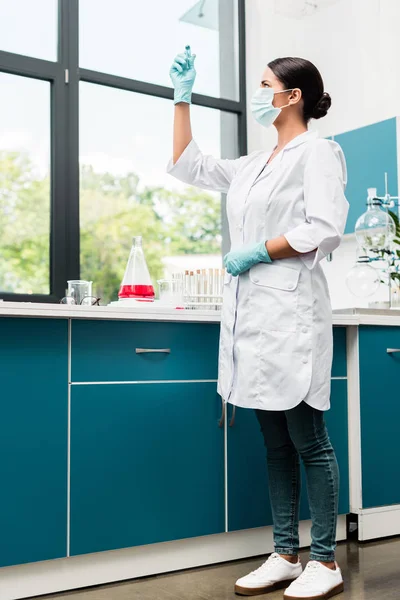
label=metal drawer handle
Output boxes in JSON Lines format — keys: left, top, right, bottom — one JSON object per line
{"left": 135, "top": 348, "right": 171, "bottom": 354}
{"left": 387, "top": 348, "right": 400, "bottom": 354}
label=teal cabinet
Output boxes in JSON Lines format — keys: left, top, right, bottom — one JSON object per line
{"left": 359, "top": 326, "right": 400, "bottom": 508}
{"left": 0, "top": 318, "right": 68, "bottom": 567}
{"left": 227, "top": 327, "right": 349, "bottom": 531}
{"left": 227, "top": 380, "right": 349, "bottom": 532}
{"left": 227, "top": 405, "right": 272, "bottom": 531}
{"left": 70, "top": 382, "right": 224, "bottom": 555}
{"left": 332, "top": 326, "right": 347, "bottom": 378}
{"left": 71, "top": 320, "right": 220, "bottom": 382}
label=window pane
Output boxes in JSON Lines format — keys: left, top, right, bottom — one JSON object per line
{"left": 79, "top": 0, "right": 239, "bottom": 101}
{"left": 0, "top": 73, "right": 51, "bottom": 295}
{"left": 79, "top": 82, "right": 238, "bottom": 304}
{"left": 0, "top": 0, "right": 57, "bottom": 61}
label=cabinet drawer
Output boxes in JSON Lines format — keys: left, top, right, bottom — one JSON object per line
{"left": 71, "top": 320, "right": 220, "bottom": 382}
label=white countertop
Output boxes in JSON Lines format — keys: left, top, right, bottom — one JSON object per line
{"left": 0, "top": 301, "right": 222, "bottom": 323}
{"left": 1, "top": 301, "right": 400, "bottom": 326}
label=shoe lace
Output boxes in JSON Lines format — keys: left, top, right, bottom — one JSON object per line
{"left": 295, "top": 561, "right": 320, "bottom": 585}
{"left": 250, "top": 553, "right": 281, "bottom": 576}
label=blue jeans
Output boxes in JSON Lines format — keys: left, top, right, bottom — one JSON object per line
{"left": 255, "top": 402, "right": 339, "bottom": 562}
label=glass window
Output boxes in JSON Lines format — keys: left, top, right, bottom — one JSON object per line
{"left": 0, "top": 0, "right": 57, "bottom": 61}
{"left": 79, "top": 82, "right": 238, "bottom": 304}
{"left": 0, "top": 73, "right": 51, "bottom": 295}
{"left": 79, "top": 0, "right": 239, "bottom": 100}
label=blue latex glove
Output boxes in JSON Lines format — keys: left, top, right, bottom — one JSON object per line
{"left": 224, "top": 242, "right": 272, "bottom": 277}
{"left": 169, "top": 45, "right": 196, "bottom": 104}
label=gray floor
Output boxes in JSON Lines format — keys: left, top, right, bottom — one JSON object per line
{"left": 46, "top": 538, "right": 400, "bottom": 600}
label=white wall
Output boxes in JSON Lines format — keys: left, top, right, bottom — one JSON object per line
{"left": 245, "top": 0, "right": 400, "bottom": 150}
{"left": 245, "top": 0, "right": 400, "bottom": 308}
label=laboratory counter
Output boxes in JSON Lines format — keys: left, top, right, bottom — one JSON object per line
{"left": 0, "top": 303, "right": 399, "bottom": 599}
{"left": 1, "top": 300, "right": 400, "bottom": 325}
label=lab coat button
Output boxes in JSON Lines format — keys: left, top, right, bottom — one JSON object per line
{"left": 253, "top": 277, "right": 259, "bottom": 283}
{"left": 302, "top": 326, "right": 308, "bottom": 334}
{"left": 302, "top": 357, "right": 308, "bottom": 364}
{"left": 287, "top": 282, "right": 295, "bottom": 290}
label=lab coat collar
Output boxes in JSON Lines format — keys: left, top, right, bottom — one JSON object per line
{"left": 283, "top": 130, "right": 318, "bottom": 151}
{"left": 244, "top": 131, "right": 318, "bottom": 202}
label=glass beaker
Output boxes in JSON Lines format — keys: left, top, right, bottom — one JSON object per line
{"left": 157, "top": 279, "right": 184, "bottom": 307}
{"left": 118, "top": 236, "right": 155, "bottom": 301}
{"left": 67, "top": 280, "right": 93, "bottom": 305}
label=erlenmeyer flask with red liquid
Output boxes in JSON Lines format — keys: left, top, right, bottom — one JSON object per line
{"left": 118, "top": 236, "right": 155, "bottom": 301}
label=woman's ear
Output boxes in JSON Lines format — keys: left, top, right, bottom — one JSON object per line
{"left": 289, "top": 88, "right": 302, "bottom": 105}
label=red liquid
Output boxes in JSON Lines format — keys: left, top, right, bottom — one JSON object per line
{"left": 118, "top": 284, "right": 155, "bottom": 300}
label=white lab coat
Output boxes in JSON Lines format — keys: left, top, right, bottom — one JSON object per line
{"left": 167, "top": 131, "right": 349, "bottom": 411}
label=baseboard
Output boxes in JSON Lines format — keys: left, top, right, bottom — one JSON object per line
{"left": 0, "top": 517, "right": 347, "bottom": 600}
{"left": 358, "top": 504, "right": 400, "bottom": 541}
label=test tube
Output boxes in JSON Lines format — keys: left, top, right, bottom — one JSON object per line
{"left": 213, "top": 269, "right": 218, "bottom": 308}
{"left": 208, "top": 269, "right": 213, "bottom": 308}
{"left": 189, "top": 271, "right": 194, "bottom": 299}
{"left": 185, "top": 45, "right": 191, "bottom": 68}
{"left": 194, "top": 270, "right": 199, "bottom": 304}
{"left": 184, "top": 270, "right": 189, "bottom": 301}
{"left": 199, "top": 269, "right": 204, "bottom": 303}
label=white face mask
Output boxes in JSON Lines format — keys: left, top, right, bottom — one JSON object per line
{"left": 251, "top": 87, "right": 293, "bottom": 128}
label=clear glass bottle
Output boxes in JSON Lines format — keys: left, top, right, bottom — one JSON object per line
{"left": 346, "top": 256, "right": 381, "bottom": 298}
{"left": 118, "top": 236, "right": 155, "bottom": 301}
{"left": 355, "top": 188, "right": 395, "bottom": 251}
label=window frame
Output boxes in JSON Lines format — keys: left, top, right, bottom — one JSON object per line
{"left": 0, "top": 0, "right": 247, "bottom": 302}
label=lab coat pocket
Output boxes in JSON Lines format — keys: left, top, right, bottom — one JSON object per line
{"left": 249, "top": 263, "right": 300, "bottom": 333}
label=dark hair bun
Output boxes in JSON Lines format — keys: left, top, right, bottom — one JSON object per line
{"left": 312, "top": 92, "right": 331, "bottom": 120}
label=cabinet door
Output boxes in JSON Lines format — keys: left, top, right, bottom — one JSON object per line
{"left": 359, "top": 326, "right": 400, "bottom": 508}
{"left": 0, "top": 318, "right": 68, "bottom": 567}
{"left": 227, "top": 380, "right": 349, "bottom": 532}
{"left": 227, "top": 406, "right": 272, "bottom": 531}
{"left": 70, "top": 382, "right": 224, "bottom": 556}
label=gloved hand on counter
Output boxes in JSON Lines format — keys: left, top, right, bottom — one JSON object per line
{"left": 169, "top": 45, "right": 196, "bottom": 104}
{"left": 224, "top": 242, "right": 272, "bottom": 277}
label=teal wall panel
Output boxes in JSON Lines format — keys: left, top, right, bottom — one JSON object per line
{"left": 334, "top": 118, "right": 398, "bottom": 235}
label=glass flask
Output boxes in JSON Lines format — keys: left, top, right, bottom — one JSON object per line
{"left": 118, "top": 236, "right": 155, "bottom": 301}
{"left": 346, "top": 256, "right": 380, "bottom": 298}
{"left": 355, "top": 189, "right": 395, "bottom": 251}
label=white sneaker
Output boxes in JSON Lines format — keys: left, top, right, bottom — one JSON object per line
{"left": 284, "top": 561, "right": 344, "bottom": 599}
{"left": 235, "top": 552, "right": 303, "bottom": 596}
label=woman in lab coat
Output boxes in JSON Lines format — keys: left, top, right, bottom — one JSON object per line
{"left": 168, "top": 51, "right": 348, "bottom": 600}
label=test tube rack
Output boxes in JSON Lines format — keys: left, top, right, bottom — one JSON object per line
{"left": 173, "top": 269, "right": 224, "bottom": 311}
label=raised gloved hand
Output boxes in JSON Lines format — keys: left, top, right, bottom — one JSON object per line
{"left": 169, "top": 45, "right": 196, "bottom": 104}
{"left": 224, "top": 241, "right": 272, "bottom": 277}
